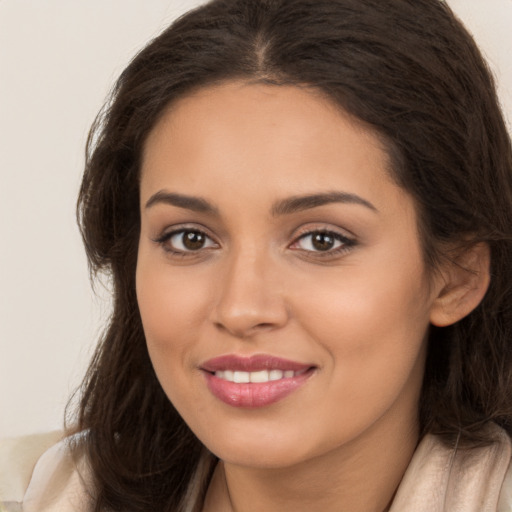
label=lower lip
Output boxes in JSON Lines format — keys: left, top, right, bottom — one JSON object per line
{"left": 203, "top": 370, "right": 314, "bottom": 408}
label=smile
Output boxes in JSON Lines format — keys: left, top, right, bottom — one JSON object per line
{"left": 200, "top": 355, "right": 316, "bottom": 408}
{"left": 214, "top": 368, "right": 308, "bottom": 383}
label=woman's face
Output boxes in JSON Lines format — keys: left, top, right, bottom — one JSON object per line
{"left": 137, "top": 82, "right": 441, "bottom": 468}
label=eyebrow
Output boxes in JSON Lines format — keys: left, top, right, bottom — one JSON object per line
{"left": 145, "top": 191, "right": 219, "bottom": 215}
{"left": 271, "top": 192, "right": 378, "bottom": 216}
{"left": 144, "top": 190, "right": 378, "bottom": 216}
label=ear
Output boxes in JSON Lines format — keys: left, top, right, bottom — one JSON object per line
{"left": 429, "top": 242, "right": 491, "bottom": 327}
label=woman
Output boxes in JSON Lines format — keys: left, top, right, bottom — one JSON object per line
{"left": 17, "top": 0, "right": 512, "bottom": 510}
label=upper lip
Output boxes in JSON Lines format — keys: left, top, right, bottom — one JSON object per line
{"left": 200, "top": 354, "right": 314, "bottom": 373}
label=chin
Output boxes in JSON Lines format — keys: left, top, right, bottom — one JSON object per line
{"left": 211, "top": 440, "right": 313, "bottom": 469}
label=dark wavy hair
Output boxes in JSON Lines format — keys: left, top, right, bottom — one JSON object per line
{"left": 72, "top": 0, "right": 512, "bottom": 510}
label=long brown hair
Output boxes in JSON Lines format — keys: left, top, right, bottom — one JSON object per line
{"left": 73, "top": 0, "right": 512, "bottom": 510}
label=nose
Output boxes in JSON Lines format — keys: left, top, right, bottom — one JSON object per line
{"left": 211, "top": 247, "right": 289, "bottom": 339}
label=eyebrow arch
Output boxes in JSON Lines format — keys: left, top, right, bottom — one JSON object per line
{"left": 145, "top": 191, "right": 219, "bottom": 215}
{"left": 271, "top": 192, "right": 378, "bottom": 216}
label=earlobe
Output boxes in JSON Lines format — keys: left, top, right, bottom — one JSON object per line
{"left": 429, "top": 242, "right": 491, "bottom": 327}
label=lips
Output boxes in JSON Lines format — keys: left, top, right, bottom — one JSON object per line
{"left": 200, "top": 355, "right": 315, "bottom": 408}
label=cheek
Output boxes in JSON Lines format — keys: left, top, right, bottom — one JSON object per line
{"left": 135, "top": 257, "right": 215, "bottom": 417}
{"left": 289, "top": 270, "right": 430, "bottom": 447}
{"left": 304, "top": 264, "right": 427, "bottom": 312}
{"left": 135, "top": 253, "right": 213, "bottom": 366}
{"left": 291, "top": 259, "right": 432, "bottom": 386}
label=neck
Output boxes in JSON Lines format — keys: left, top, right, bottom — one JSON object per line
{"left": 203, "top": 416, "right": 419, "bottom": 512}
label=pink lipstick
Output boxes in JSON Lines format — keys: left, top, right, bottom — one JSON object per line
{"left": 200, "top": 355, "right": 315, "bottom": 408}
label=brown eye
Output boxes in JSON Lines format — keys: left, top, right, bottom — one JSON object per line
{"left": 291, "top": 230, "right": 356, "bottom": 255}
{"left": 311, "top": 233, "right": 336, "bottom": 251}
{"left": 167, "top": 230, "right": 216, "bottom": 252}
{"left": 296, "top": 231, "right": 342, "bottom": 252}
{"left": 183, "top": 231, "right": 206, "bottom": 250}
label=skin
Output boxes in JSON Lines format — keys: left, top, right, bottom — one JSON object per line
{"left": 136, "top": 82, "right": 483, "bottom": 512}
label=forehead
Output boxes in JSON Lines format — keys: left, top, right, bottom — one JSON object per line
{"left": 140, "top": 81, "right": 408, "bottom": 217}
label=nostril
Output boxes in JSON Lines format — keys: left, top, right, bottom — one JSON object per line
{"left": 212, "top": 318, "right": 284, "bottom": 339}
{"left": 254, "top": 322, "right": 275, "bottom": 330}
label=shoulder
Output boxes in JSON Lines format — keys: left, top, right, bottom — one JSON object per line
{"left": 391, "top": 423, "right": 512, "bottom": 512}
{"left": 498, "top": 454, "right": 512, "bottom": 511}
{"left": 0, "top": 431, "right": 62, "bottom": 509}
{"left": 0, "top": 432, "right": 93, "bottom": 512}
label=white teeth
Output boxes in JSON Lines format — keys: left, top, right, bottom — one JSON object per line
{"left": 233, "top": 371, "right": 250, "bottom": 383}
{"left": 250, "top": 370, "right": 269, "bottom": 383}
{"left": 269, "top": 369, "right": 284, "bottom": 381}
{"left": 214, "top": 369, "right": 303, "bottom": 383}
{"left": 215, "top": 370, "right": 304, "bottom": 384}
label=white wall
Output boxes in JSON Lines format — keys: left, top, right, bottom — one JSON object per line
{"left": 1, "top": 0, "right": 511, "bottom": 439}
{"left": 0, "top": 0, "right": 205, "bottom": 439}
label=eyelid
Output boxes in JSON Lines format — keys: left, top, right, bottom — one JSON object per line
{"left": 291, "top": 223, "right": 356, "bottom": 243}
{"left": 152, "top": 223, "right": 220, "bottom": 254}
{"left": 288, "top": 225, "right": 357, "bottom": 256}
{"left": 151, "top": 222, "right": 357, "bottom": 258}
{"left": 153, "top": 221, "right": 216, "bottom": 240}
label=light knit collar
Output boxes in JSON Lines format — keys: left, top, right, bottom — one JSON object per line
{"left": 390, "top": 425, "right": 511, "bottom": 512}
{"left": 19, "top": 425, "right": 512, "bottom": 511}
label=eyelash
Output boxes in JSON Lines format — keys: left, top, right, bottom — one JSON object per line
{"left": 290, "top": 229, "right": 357, "bottom": 258}
{"left": 153, "top": 227, "right": 357, "bottom": 258}
{"left": 153, "top": 227, "right": 217, "bottom": 257}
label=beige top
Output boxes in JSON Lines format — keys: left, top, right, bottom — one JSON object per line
{"left": 2, "top": 426, "right": 512, "bottom": 512}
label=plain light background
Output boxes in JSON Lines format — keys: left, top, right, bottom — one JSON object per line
{"left": 1, "top": 0, "right": 511, "bottom": 440}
